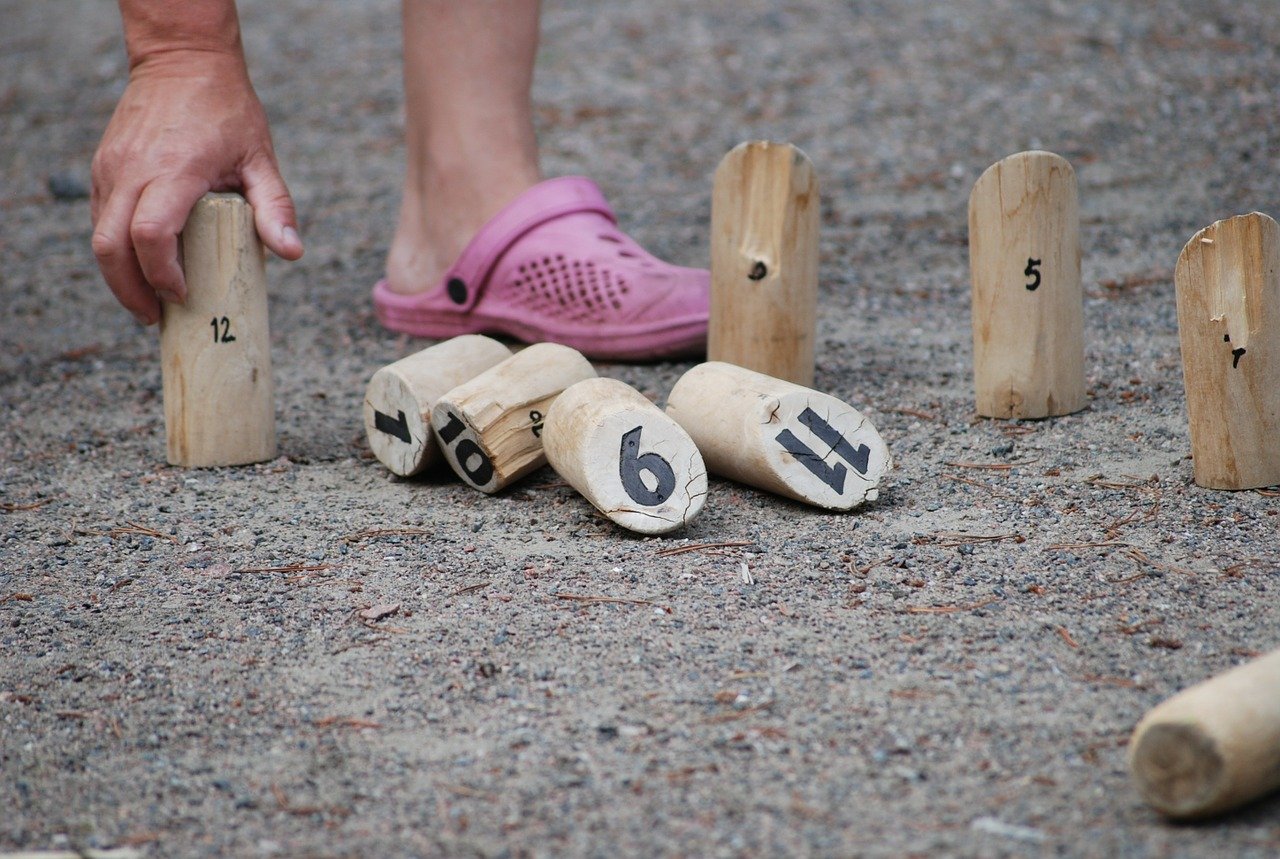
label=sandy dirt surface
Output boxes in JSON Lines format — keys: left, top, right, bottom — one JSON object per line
{"left": 3, "top": 1, "right": 1279, "bottom": 855}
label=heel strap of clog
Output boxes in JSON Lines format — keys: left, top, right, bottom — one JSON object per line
{"left": 440, "top": 176, "right": 617, "bottom": 312}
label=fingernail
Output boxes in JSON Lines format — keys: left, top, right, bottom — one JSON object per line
{"left": 132, "top": 311, "right": 154, "bottom": 326}
{"left": 158, "top": 289, "right": 182, "bottom": 304}
{"left": 282, "top": 225, "right": 301, "bottom": 249}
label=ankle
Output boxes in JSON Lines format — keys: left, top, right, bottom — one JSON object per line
{"left": 385, "top": 159, "right": 540, "bottom": 295}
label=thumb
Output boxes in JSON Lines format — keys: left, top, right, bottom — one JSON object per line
{"left": 242, "top": 153, "right": 304, "bottom": 261}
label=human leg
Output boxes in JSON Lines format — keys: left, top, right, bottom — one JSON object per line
{"left": 378, "top": 0, "right": 709, "bottom": 359}
{"left": 386, "top": 0, "right": 543, "bottom": 296}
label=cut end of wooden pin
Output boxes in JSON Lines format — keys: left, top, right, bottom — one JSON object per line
{"left": 1131, "top": 721, "right": 1226, "bottom": 819}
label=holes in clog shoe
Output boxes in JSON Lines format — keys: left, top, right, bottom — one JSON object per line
{"left": 509, "top": 253, "right": 639, "bottom": 322}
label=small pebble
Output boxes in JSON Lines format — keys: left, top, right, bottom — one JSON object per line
{"left": 47, "top": 171, "right": 90, "bottom": 201}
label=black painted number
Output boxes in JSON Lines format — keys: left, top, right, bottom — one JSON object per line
{"left": 529, "top": 410, "right": 545, "bottom": 439}
{"left": 1024, "top": 258, "right": 1042, "bottom": 291}
{"left": 619, "top": 426, "right": 676, "bottom": 506}
{"left": 1224, "top": 334, "right": 1246, "bottom": 369}
{"left": 210, "top": 316, "right": 236, "bottom": 343}
{"left": 775, "top": 408, "right": 871, "bottom": 494}
{"left": 437, "top": 412, "right": 495, "bottom": 486}
{"left": 374, "top": 409, "right": 412, "bottom": 443}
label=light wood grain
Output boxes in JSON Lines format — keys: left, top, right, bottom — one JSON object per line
{"left": 969, "top": 150, "right": 1085, "bottom": 419}
{"left": 160, "top": 193, "right": 275, "bottom": 467}
{"left": 1130, "top": 648, "right": 1280, "bottom": 819}
{"left": 543, "top": 378, "right": 707, "bottom": 534}
{"left": 665, "top": 362, "right": 890, "bottom": 511}
{"left": 1174, "top": 212, "right": 1280, "bottom": 490}
{"left": 709, "top": 141, "right": 819, "bottom": 386}
{"left": 431, "top": 343, "right": 596, "bottom": 493}
{"left": 364, "top": 335, "right": 513, "bottom": 477}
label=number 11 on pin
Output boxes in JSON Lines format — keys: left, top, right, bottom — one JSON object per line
{"left": 665, "top": 362, "right": 890, "bottom": 511}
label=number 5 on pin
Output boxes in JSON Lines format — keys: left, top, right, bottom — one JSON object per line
{"left": 666, "top": 362, "right": 891, "bottom": 511}
{"left": 969, "top": 150, "right": 1085, "bottom": 419}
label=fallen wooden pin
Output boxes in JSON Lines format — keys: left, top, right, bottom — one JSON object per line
{"left": 543, "top": 378, "right": 707, "bottom": 534}
{"left": 969, "top": 150, "right": 1085, "bottom": 419}
{"left": 363, "top": 335, "right": 513, "bottom": 476}
{"left": 1174, "top": 212, "right": 1280, "bottom": 490}
{"left": 160, "top": 193, "right": 276, "bottom": 466}
{"left": 709, "top": 140, "right": 819, "bottom": 386}
{"left": 431, "top": 342, "right": 596, "bottom": 493}
{"left": 1130, "top": 647, "right": 1280, "bottom": 819}
{"left": 665, "top": 362, "right": 890, "bottom": 511}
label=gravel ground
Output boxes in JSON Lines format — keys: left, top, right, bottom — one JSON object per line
{"left": 3, "top": 1, "right": 1280, "bottom": 856}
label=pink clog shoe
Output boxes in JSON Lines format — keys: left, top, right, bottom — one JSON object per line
{"left": 373, "top": 177, "right": 708, "bottom": 360}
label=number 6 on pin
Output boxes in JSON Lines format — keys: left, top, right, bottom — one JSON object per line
{"left": 543, "top": 378, "right": 708, "bottom": 535}
{"left": 666, "top": 362, "right": 890, "bottom": 511}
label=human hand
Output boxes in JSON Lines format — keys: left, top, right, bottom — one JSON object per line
{"left": 91, "top": 49, "right": 303, "bottom": 325}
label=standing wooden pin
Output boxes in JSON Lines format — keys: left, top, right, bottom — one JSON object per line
{"left": 969, "top": 150, "right": 1085, "bottom": 419}
{"left": 1174, "top": 212, "right": 1280, "bottom": 490}
{"left": 1129, "top": 648, "right": 1280, "bottom": 819}
{"left": 160, "top": 193, "right": 275, "bottom": 467}
{"left": 543, "top": 378, "right": 707, "bottom": 535}
{"left": 363, "top": 335, "right": 513, "bottom": 477}
{"left": 666, "top": 362, "right": 891, "bottom": 511}
{"left": 431, "top": 343, "right": 597, "bottom": 493}
{"left": 709, "top": 141, "right": 819, "bottom": 386}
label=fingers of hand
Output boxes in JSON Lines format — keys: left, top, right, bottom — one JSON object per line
{"left": 91, "top": 185, "right": 160, "bottom": 326}
{"left": 243, "top": 155, "right": 303, "bottom": 261}
{"left": 131, "top": 177, "right": 211, "bottom": 302}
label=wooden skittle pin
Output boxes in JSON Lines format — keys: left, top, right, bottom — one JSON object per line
{"left": 160, "top": 193, "right": 276, "bottom": 467}
{"left": 666, "top": 362, "right": 890, "bottom": 511}
{"left": 543, "top": 377, "right": 707, "bottom": 534}
{"left": 710, "top": 141, "right": 819, "bottom": 386}
{"left": 1174, "top": 212, "right": 1280, "bottom": 490}
{"left": 364, "top": 335, "right": 513, "bottom": 477}
{"left": 1130, "top": 648, "right": 1280, "bottom": 819}
{"left": 969, "top": 151, "right": 1086, "bottom": 419}
{"left": 431, "top": 343, "right": 596, "bottom": 493}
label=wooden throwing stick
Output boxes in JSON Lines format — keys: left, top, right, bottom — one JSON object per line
{"left": 969, "top": 150, "right": 1085, "bottom": 419}
{"left": 1174, "top": 212, "right": 1280, "bottom": 490}
{"left": 665, "top": 362, "right": 890, "bottom": 511}
{"left": 543, "top": 378, "right": 707, "bottom": 535}
{"left": 363, "top": 335, "right": 513, "bottom": 477}
{"left": 160, "top": 193, "right": 276, "bottom": 467}
{"left": 431, "top": 343, "right": 596, "bottom": 493}
{"left": 709, "top": 141, "right": 819, "bottom": 386}
{"left": 1130, "top": 648, "right": 1280, "bottom": 819}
